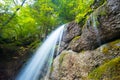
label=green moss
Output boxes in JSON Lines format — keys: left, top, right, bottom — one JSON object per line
{"left": 100, "top": 39, "right": 120, "bottom": 54}
{"left": 109, "top": 39, "right": 120, "bottom": 50}
{"left": 92, "top": 0, "right": 106, "bottom": 9}
{"left": 96, "top": 19, "right": 100, "bottom": 26}
{"left": 101, "top": 45, "right": 109, "bottom": 54}
{"left": 112, "top": 76, "right": 120, "bottom": 80}
{"left": 50, "top": 65, "right": 54, "bottom": 73}
{"left": 93, "top": 15, "right": 100, "bottom": 28}
{"left": 98, "top": 3, "right": 107, "bottom": 16}
{"left": 88, "top": 57, "right": 120, "bottom": 80}
{"left": 81, "top": 50, "right": 85, "bottom": 54}
{"left": 110, "top": 39, "right": 120, "bottom": 45}
{"left": 71, "top": 36, "right": 80, "bottom": 42}
{"left": 59, "top": 53, "right": 67, "bottom": 65}
{"left": 94, "top": 1, "right": 107, "bottom": 16}
{"left": 90, "top": 1, "right": 107, "bottom": 28}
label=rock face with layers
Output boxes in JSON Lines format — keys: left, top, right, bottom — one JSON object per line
{"left": 61, "top": 0, "right": 120, "bottom": 52}
{"left": 59, "top": 21, "right": 82, "bottom": 53}
{"left": 62, "top": 21, "right": 82, "bottom": 43}
{"left": 50, "top": 40, "right": 120, "bottom": 80}
{"left": 50, "top": 0, "right": 120, "bottom": 80}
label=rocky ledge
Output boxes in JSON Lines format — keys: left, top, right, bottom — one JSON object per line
{"left": 51, "top": 39, "right": 120, "bottom": 80}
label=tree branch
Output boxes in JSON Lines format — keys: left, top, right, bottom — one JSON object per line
{"left": 2, "top": 0, "right": 26, "bottom": 27}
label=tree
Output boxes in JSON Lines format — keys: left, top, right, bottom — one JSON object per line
{"left": 0, "top": 0, "right": 94, "bottom": 43}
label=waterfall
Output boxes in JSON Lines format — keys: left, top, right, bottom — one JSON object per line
{"left": 92, "top": 15, "right": 101, "bottom": 45}
{"left": 16, "top": 25, "right": 65, "bottom": 80}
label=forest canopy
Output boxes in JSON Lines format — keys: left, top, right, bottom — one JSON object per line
{"left": 0, "top": 0, "right": 94, "bottom": 44}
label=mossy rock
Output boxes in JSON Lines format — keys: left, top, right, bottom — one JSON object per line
{"left": 101, "top": 45, "right": 109, "bottom": 54}
{"left": 93, "top": 1, "right": 107, "bottom": 16}
{"left": 109, "top": 39, "right": 120, "bottom": 50}
{"left": 87, "top": 1, "right": 108, "bottom": 29}
{"left": 72, "top": 36, "right": 80, "bottom": 42}
{"left": 88, "top": 1, "right": 108, "bottom": 28}
{"left": 100, "top": 39, "right": 120, "bottom": 54}
{"left": 88, "top": 57, "right": 120, "bottom": 80}
{"left": 59, "top": 52, "right": 67, "bottom": 66}
{"left": 50, "top": 64, "right": 54, "bottom": 73}
{"left": 92, "top": 0, "right": 106, "bottom": 9}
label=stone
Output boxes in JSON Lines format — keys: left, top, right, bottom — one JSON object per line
{"left": 88, "top": 57, "right": 120, "bottom": 80}
{"left": 68, "top": 0, "right": 120, "bottom": 52}
{"left": 59, "top": 21, "right": 82, "bottom": 53}
{"left": 62, "top": 21, "right": 82, "bottom": 43}
{"left": 50, "top": 39, "right": 120, "bottom": 80}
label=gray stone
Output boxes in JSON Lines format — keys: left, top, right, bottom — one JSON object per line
{"left": 68, "top": 0, "right": 120, "bottom": 52}
{"left": 62, "top": 21, "right": 81, "bottom": 43}
{"left": 50, "top": 39, "right": 120, "bottom": 80}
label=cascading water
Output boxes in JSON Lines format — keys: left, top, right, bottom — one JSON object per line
{"left": 92, "top": 15, "right": 101, "bottom": 45}
{"left": 16, "top": 25, "right": 65, "bottom": 80}
{"left": 88, "top": 14, "right": 101, "bottom": 46}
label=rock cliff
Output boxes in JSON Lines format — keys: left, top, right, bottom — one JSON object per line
{"left": 50, "top": 0, "right": 120, "bottom": 80}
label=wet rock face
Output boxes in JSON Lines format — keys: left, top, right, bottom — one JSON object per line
{"left": 67, "top": 0, "right": 120, "bottom": 52}
{"left": 62, "top": 21, "right": 81, "bottom": 43}
{"left": 91, "top": 0, "right": 105, "bottom": 9}
{"left": 107, "top": 0, "right": 120, "bottom": 14}
{"left": 59, "top": 21, "right": 82, "bottom": 53}
{"left": 50, "top": 40, "right": 120, "bottom": 80}
{"left": 88, "top": 57, "right": 120, "bottom": 80}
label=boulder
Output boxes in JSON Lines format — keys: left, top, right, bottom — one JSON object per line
{"left": 88, "top": 57, "right": 120, "bottom": 80}
{"left": 67, "top": 0, "right": 120, "bottom": 52}
{"left": 50, "top": 39, "right": 120, "bottom": 80}
{"left": 62, "top": 21, "right": 82, "bottom": 43}
{"left": 59, "top": 21, "right": 82, "bottom": 53}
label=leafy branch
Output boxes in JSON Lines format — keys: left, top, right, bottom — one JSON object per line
{"left": 2, "top": 0, "right": 26, "bottom": 27}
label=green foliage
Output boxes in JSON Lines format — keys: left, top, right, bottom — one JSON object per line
{"left": 74, "top": 0, "right": 94, "bottom": 22}
{"left": 0, "top": 0, "right": 95, "bottom": 45}
{"left": 53, "top": 0, "right": 94, "bottom": 23}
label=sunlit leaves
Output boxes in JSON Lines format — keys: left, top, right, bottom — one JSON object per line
{"left": 52, "top": 0, "right": 94, "bottom": 23}
{"left": 0, "top": 0, "right": 94, "bottom": 43}
{"left": 75, "top": 0, "right": 94, "bottom": 22}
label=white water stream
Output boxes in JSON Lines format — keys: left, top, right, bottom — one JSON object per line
{"left": 16, "top": 25, "right": 65, "bottom": 80}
